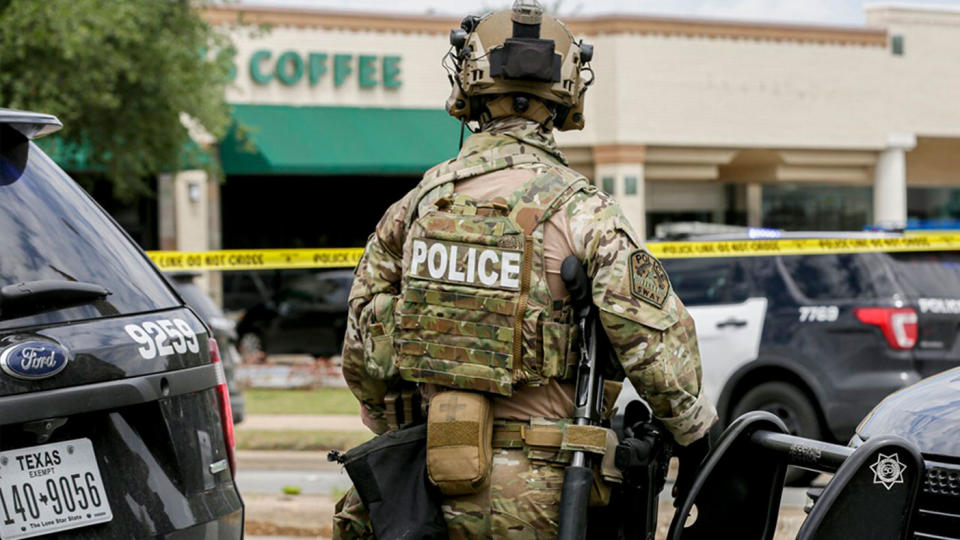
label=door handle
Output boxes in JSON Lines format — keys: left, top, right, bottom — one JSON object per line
{"left": 716, "top": 318, "right": 748, "bottom": 329}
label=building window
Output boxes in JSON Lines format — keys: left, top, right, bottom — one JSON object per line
{"left": 908, "top": 187, "right": 960, "bottom": 225}
{"left": 891, "top": 35, "right": 905, "bottom": 56}
{"left": 762, "top": 184, "right": 873, "bottom": 231}
{"left": 602, "top": 176, "right": 615, "bottom": 195}
{"left": 624, "top": 176, "right": 638, "bottom": 195}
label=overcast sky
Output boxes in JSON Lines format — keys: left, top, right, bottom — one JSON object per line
{"left": 235, "top": 0, "right": 960, "bottom": 26}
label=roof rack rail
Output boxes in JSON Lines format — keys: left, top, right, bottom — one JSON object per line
{"left": 0, "top": 109, "right": 62, "bottom": 140}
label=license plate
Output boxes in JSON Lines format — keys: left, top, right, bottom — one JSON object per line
{"left": 0, "top": 439, "right": 112, "bottom": 539}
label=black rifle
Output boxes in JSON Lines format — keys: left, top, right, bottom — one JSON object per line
{"left": 557, "top": 256, "right": 605, "bottom": 540}
{"left": 614, "top": 401, "right": 674, "bottom": 540}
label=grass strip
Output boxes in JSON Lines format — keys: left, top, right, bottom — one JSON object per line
{"left": 245, "top": 388, "right": 360, "bottom": 415}
{"left": 237, "top": 429, "right": 372, "bottom": 451}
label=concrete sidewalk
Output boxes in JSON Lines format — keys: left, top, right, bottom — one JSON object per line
{"left": 244, "top": 492, "right": 334, "bottom": 538}
{"left": 239, "top": 414, "right": 366, "bottom": 431}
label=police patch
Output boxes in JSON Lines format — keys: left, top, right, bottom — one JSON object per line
{"left": 408, "top": 238, "right": 522, "bottom": 291}
{"left": 629, "top": 250, "right": 670, "bottom": 308}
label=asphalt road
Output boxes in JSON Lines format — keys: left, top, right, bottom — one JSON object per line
{"left": 237, "top": 468, "right": 353, "bottom": 496}
{"left": 236, "top": 467, "right": 814, "bottom": 507}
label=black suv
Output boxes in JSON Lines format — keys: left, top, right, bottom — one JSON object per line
{"left": 654, "top": 234, "right": 960, "bottom": 481}
{"left": 0, "top": 110, "right": 242, "bottom": 538}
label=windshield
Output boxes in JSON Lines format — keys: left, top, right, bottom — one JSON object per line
{"left": 0, "top": 125, "right": 179, "bottom": 329}
{"left": 779, "top": 253, "right": 884, "bottom": 301}
{"left": 888, "top": 251, "right": 960, "bottom": 299}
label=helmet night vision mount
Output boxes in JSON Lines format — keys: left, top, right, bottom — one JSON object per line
{"left": 444, "top": 0, "right": 594, "bottom": 132}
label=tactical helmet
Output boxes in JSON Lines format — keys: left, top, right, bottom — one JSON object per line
{"left": 444, "top": 0, "right": 594, "bottom": 131}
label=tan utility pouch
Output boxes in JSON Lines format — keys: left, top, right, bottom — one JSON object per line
{"left": 425, "top": 391, "right": 493, "bottom": 496}
{"left": 561, "top": 425, "right": 621, "bottom": 507}
{"left": 384, "top": 388, "right": 424, "bottom": 431}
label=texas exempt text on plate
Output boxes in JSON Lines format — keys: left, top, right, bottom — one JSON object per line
{"left": 0, "top": 438, "right": 112, "bottom": 539}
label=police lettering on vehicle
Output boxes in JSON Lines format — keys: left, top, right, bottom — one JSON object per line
{"left": 918, "top": 298, "right": 960, "bottom": 314}
{"left": 409, "top": 239, "right": 522, "bottom": 290}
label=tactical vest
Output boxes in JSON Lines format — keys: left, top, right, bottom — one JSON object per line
{"left": 395, "top": 142, "right": 588, "bottom": 396}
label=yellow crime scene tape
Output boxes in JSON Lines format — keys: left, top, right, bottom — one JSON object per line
{"left": 147, "top": 248, "right": 365, "bottom": 271}
{"left": 146, "top": 234, "right": 960, "bottom": 271}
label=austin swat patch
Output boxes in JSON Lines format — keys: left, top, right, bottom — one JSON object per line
{"left": 629, "top": 250, "right": 670, "bottom": 308}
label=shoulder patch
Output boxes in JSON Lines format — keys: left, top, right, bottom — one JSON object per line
{"left": 629, "top": 250, "right": 670, "bottom": 308}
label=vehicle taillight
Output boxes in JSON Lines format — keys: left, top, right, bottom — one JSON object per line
{"left": 210, "top": 338, "right": 237, "bottom": 475}
{"left": 855, "top": 307, "right": 918, "bottom": 350}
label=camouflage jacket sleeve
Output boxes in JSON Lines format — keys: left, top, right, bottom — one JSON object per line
{"left": 566, "top": 189, "right": 718, "bottom": 446}
{"left": 341, "top": 189, "right": 415, "bottom": 434}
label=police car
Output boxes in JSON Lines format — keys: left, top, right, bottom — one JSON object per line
{"left": 622, "top": 230, "right": 960, "bottom": 484}
{"left": 669, "top": 367, "right": 960, "bottom": 538}
{"left": 0, "top": 109, "right": 242, "bottom": 538}
{"left": 846, "top": 367, "right": 960, "bottom": 536}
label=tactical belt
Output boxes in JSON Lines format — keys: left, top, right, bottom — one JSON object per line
{"left": 492, "top": 420, "right": 561, "bottom": 449}
{"left": 492, "top": 420, "right": 610, "bottom": 458}
{"left": 492, "top": 418, "right": 623, "bottom": 506}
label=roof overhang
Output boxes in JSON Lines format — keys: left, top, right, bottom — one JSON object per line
{"left": 203, "top": 5, "right": 888, "bottom": 47}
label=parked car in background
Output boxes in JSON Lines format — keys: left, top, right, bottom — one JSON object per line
{"left": 621, "top": 231, "right": 960, "bottom": 484}
{"left": 222, "top": 269, "right": 273, "bottom": 315}
{"left": 235, "top": 270, "right": 353, "bottom": 360}
{"left": 168, "top": 273, "right": 245, "bottom": 424}
{"left": 0, "top": 109, "right": 242, "bottom": 537}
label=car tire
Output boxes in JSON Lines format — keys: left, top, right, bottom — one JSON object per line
{"left": 731, "top": 381, "right": 823, "bottom": 487}
{"left": 238, "top": 331, "right": 266, "bottom": 363}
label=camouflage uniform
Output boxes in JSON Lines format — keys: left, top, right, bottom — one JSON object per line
{"left": 334, "top": 119, "right": 717, "bottom": 538}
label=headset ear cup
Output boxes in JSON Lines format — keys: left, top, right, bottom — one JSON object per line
{"left": 557, "top": 99, "right": 585, "bottom": 131}
{"left": 445, "top": 85, "right": 472, "bottom": 122}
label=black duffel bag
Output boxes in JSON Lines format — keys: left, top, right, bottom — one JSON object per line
{"left": 336, "top": 424, "right": 448, "bottom": 539}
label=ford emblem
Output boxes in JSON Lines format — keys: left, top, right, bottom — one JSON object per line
{"left": 0, "top": 341, "right": 69, "bottom": 380}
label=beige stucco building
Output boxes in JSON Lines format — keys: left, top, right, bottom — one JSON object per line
{"left": 166, "top": 3, "right": 960, "bottom": 262}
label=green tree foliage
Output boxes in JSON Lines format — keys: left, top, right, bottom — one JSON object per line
{"left": 0, "top": 0, "right": 233, "bottom": 199}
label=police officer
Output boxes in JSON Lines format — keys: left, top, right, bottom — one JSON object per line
{"left": 334, "top": 1, "right": 717, "bottom": 537}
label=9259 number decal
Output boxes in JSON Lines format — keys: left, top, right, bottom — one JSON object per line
{"left": 124, "top": 318, "right": 200, "bottom": 359}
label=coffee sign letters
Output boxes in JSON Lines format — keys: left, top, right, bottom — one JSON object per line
{"left": 246, "top": 50, "right": 402, "bottom": 89}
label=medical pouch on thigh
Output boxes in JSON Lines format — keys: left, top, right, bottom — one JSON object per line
{"left": 425, "top": 391, "right": 493, "bottom": 496}
{"left": 396, "top": 166, "right": 590, "bottom": 396}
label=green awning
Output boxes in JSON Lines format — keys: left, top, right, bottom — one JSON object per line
{"left": 38, "top": 135, "right": 211, "bottom": 173}
{"left": 221, "top": 104, "right": 462, "bottom": 176}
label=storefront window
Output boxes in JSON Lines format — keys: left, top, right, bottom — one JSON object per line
{"left": 907, "top": 187, "right": 960, "bottom": 222}
{"left": 645, "top": 181, "right": 746, "bottom": 238}
{"left": 762, "top": 185, "right": 872, "bottom": 231}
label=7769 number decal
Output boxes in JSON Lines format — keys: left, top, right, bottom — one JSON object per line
{"left": 124, "top": 318, "right": 200, "bottom": 360}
